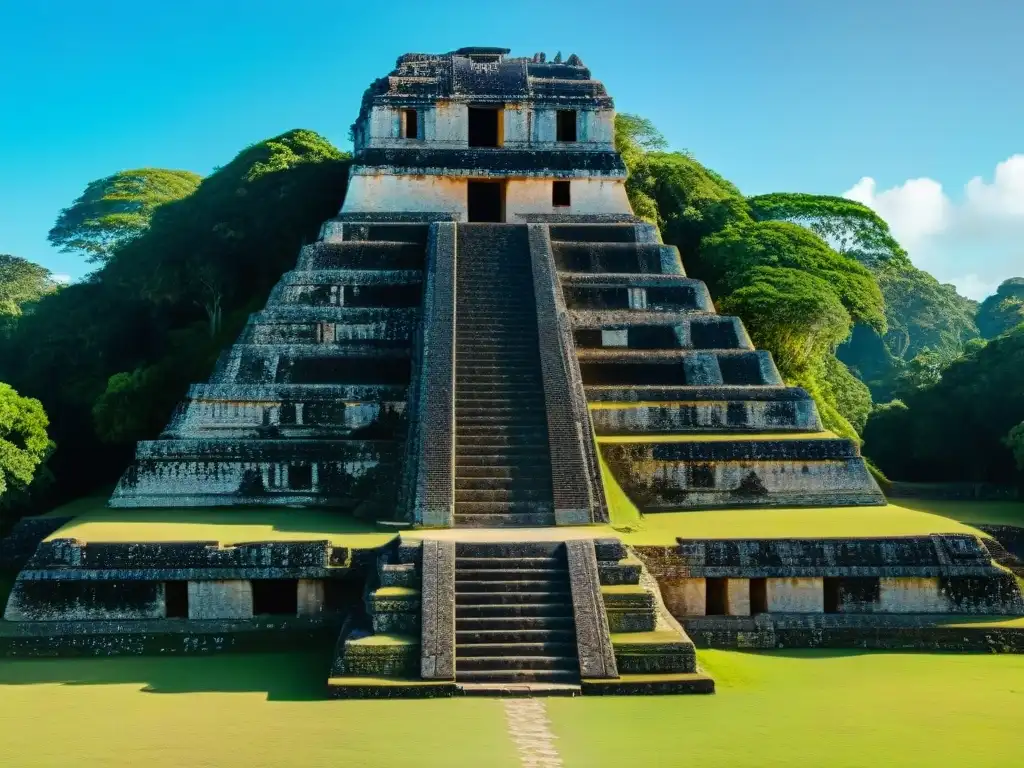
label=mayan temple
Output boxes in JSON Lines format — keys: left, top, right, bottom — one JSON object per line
{"left": 3, "top": 48, "right": 1022, "bottom": 696}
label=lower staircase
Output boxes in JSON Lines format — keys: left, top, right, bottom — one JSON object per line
{"left": 454, "top": 542, "right": 581, "bottom": 692}
{"left": 454, "top": 224, "right": 555, "bottom": 527}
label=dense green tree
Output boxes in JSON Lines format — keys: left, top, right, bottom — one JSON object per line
{"left": 748, "top": 192, "right": 906, "bottom": 267}
{"left": 1005, "top": 422, "right": 1024, "bottom": 471}
{"left": 977, "top": 277, "right": 1024, "bottom": 339}
{"left": 644, "top": 152, "right": 751, "bottom": 272}
{"left": 719, "top": 267, "right": 851, "bottom": 374}
{"left": 701, "top": 221, "right": 886, "bottom": 333}
{"left": 863, "top": 325, "right": 1024, "bottom": 483}
{"left": 0, "top": 383, "right": 51, "bottom": 499}
{"left": 48, "top": 168, "right": 201, "bottom": 262}
{"left": 0, "top": 255, "right": 57, "bottom": 317}
{"left": 614, "top": 113, "right": 667, "bottom": 222}
{"left": 0, "top": 130, "right": 349, "bottom": 510}
{"left": 747, "top": 191, "right": 978, "bottom": 397}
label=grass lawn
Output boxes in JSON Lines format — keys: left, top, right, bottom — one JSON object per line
{"left": 1, "top": 650, "right": 1021, "bottom": 766}
{"left": 0, "top": 652, "right": 518, "bottom": 768}
{"left": 894, "top": 498, "right": 1024, "bottom": 527}
{"left": 41, "top": 496, "right": 396, "bottom": 548}
{"left": 547, "top": 650, "right": 1024, "bottom": 767}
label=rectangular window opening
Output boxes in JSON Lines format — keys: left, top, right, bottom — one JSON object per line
{"left": 165, "top": 581, "right": 188, "bottom": 618}
{"left": 706, "top": 577, "right": 729, "bottom": 616}
{"left": 468, "top": 107, "right": 501, "bottom": 148}
{"left": 557, "top": 109, "right": 578, "bottom": 142}
{"left": 252, "top": 579, "right": 299, "bottom": 616}
{"left": 289, "top": 463, "right": 313, "bottom": 491}
{"left": 553, "top": 180, "right": 571, "bottom": 207}
{"left": 402, "top": 109, "right": 418, "bottom": 139}
{"left": 750, "top": 578, "right": 768, "bottom": 614}
{"left": 824, "top": 577, "right": 842, "bottom": 614}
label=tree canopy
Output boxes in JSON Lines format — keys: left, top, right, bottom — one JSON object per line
{"left": 702, "top": 220, "right": 886, "bottom": 334}
{"left": 48, "top": 168, "right": 202, "bottom": 262}
{"left": 0, "top": 255, "right": 57, "bottom": 318}
{"left": 0, "top": 382, "right": 51, "bottom": 498}
{"left": 977, "top": 277, "right": 1024, "bottom": 339}
{"left": 745, "top": 191, "right": 978, "bottom": 400}
{"left": 748, "top": 192, "right": 907, "bottom": 267}
{"left": 0, "top": 129, "right": 349, "bottom": 512}
{"left": 613, "top": 113, "right": 668, "bottom": 222}
{"left": 863, "top": 325, "right": 1024, "bottom": 484}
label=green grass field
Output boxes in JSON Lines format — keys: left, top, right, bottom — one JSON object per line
{"left": 23, "top": 488, "right": 1022, "bottom": 551}
{"left": 895, "top": 498, "right": 1024, "bottom": 527}
{"left": 1, "top": 650, "right": 1022, "bottom": 766}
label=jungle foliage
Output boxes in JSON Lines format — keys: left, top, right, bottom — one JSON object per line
{"left": 863, "top": 325, "right": 1024, "bottom": 484}
{"left": 977, "top": 277, "right": 1024, "bottom": 339}
{"left": 48, "top": 168, "right": 202, "bottom": 263}
{"left": 0, "top": 130, "right": 349, "bottom": 518}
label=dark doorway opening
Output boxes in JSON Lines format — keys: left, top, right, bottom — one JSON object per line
{"left": 467, "top": 181, "right": 504, "bottom": 222}
{"left": 468, "top": 107, "right": 501, "bottom": 147}
{"left": 402, "top": 109, "right": 418, "bottom": 139}
{"left": 252, "top": 579, "right": 298, "bottom": 616}
{"left": 557, "top": 110, "right": 578, "bottom": 142}
{"left": 706, "top": 577, "right": 729, "bottom": 615}
{"left": 824, "top": 577, "right": 842, "bottom": 614}
{"left": 288, "top": 463, "right": 313, "bottom": 491}
{"left": 750, "top": 578, "right": 768, "bottom": 614}
{"left": 165, "top": 581, "right": 188, "bottom": 618}
{"left": 552, "top": 180, "right": 571, "bottom": 207}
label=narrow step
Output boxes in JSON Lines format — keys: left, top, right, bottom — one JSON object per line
{"left": 456, "top": 642, "right": 577, "bottom": 657}
{"left": 455, "top": 604, "right": 572, "bottom": 619}
{"left": 455, "top": 570, "right": 567, "bottom": 582}
{"left": 453, "top": 513, "right": 557, "bottom": 527}
{"left": 456, "top": 591, "right": 572, "bottom": 605}
{"left": 456, "top": 656, "right": 578, "bottom": 672}
{"left": 456, "top": 629, "right": 576, "bottom": 644}
{"left": 454, "top": 670, "right": 580, "bottom": 684}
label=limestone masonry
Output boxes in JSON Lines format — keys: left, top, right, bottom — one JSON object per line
{"left": 3, "top": 47, "right": 1022, "bottom": 697}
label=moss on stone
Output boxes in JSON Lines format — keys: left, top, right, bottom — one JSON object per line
{"left": 345, "top": 633, "right": 418, "bottom": 647}
{"left": 372, "top": 587, "right": 420, "bottom": 599}
{"left": 597, "top": 432, "right": 837, "bottom": 444}
{"left": 611, "top": 631, "right": 685, "bottom": 645}
{"left": 601, "top": 584, "right": 649, "bottom": 596}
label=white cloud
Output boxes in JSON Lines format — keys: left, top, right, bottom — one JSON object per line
{"left": 843, "top": 154, "right": 1024, "bottom": 300}
{"left": 51, "top": 273, "right": 71, "bottom": 285}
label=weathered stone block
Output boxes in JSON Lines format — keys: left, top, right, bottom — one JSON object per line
{"left": 766, "top": 577, "right": 823, "bottom": 613}
{"left": 297, "top": 579, "right": 325, "bottom": 616}
{"left": 877, "top": 577, "right": 947, "bottom": 613}
{"left": 188, "top": 581, "right": 253, "bottom": 620}
{"left": 662, "top": 578, "right": 706, "bottom": 617}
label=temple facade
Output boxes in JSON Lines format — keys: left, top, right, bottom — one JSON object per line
{"left": 4, "top": 47, "right": 1022, "bottom": 697}
{"left": 342, "top": 47, "right": 631, "bottom": 222}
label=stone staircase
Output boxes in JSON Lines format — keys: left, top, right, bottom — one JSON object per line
{"left": 454, "top": 542, "right": 580, "bottom": 689}
{"left": 454, "top": 225, "right": 555, "bottom": 527}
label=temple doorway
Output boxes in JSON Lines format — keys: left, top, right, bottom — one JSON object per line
{"left": 467, "top": 180, "right": 505, "bottom": 222}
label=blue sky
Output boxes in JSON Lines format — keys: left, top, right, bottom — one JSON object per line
{"left": 2, "top": 0, "right": 1022, "bottom": 297}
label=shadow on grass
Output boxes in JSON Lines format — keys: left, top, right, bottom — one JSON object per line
{"left": 0, "top": 649, "right": 336, "bottom": 702}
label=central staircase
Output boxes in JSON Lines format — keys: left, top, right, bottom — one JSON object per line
{"left": 454, "top": 225, "right": 555, "bottom": 527}
{"left": 454, "top": 542, "right": 580, "bottom": 690}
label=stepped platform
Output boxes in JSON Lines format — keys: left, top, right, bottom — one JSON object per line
{"left": 109, "top": 222, "right": 429, "bottom": 510}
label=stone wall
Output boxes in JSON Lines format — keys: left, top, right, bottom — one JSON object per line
{"left": 4, "top": 580, "right": 166, "bottom": 622}
{"left": 342, "top": 174, "right": 631, "bottom": 221}
{"left": 634, "top": 536, "right": 1024, "bottom": 619}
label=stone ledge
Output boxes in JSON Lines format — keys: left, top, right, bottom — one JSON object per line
{"left": 581, "top": 672, "right": 715, "bottom": 695}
